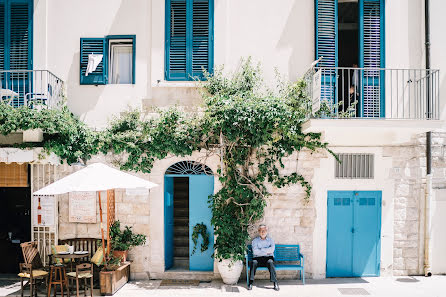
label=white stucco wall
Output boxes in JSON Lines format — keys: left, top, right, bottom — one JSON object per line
{"left": 31, "top": 0, "right": 446, "bottom": 127}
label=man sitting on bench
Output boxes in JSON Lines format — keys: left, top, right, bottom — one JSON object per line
{"left": 248, "top": 224, "right": 279, "bottom": 291}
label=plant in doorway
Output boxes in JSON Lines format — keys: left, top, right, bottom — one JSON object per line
{"left": 109, "top": 220, "right": 147, "bottom": 262}
{"left": 191, "top": 222, "right": 210, "bottom": 255}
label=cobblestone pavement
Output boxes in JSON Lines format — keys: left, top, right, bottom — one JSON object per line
{"left": 2, "top": 276, "right": 445, "bottom": 297}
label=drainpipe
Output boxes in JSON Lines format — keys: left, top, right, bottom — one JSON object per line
{"left": 424, "top": 0, "right": 433, "bottom": 277}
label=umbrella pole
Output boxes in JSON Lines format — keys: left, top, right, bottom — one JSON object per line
{"left": 98, "top": 191, "right": 107, "bottom": 266}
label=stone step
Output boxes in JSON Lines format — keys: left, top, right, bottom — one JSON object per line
{"left": 174, "top": 225, "right": 189, "bottom": 235}
{"left": 174, "top": 199, "right": 189, "bottom": 207}
{"left": 151, "top": 270, "right": 214, "bottom": 281}
{"left": 174, "top": 217, "right": 189, "bottom": 226}
{"left": 174, "top": 235, "right": 189, "bottom": 247}
{"left": 173, "top": 257, "right": 189, "bottom": 269}
{"left": 174, "top": 246, "right": 189, "bottom": 257}
{"left": 174, "top": 208, "right": 189, "bottom": 217}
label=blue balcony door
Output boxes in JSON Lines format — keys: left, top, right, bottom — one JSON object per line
{"left": 359, "top": 0, "right": 385, "bottom": 118}
{"left": 0, "top": 0, "right": 33, "bottom": 107}
{"left": 164, "top": 161, "right": 214, "bottom": 271}
{"left": 327, "top": 191, "right": 382, "bottom": 277}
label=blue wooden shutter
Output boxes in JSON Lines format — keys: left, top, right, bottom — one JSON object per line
{"left": 191, "top": 0, "right": 213, "bottom": 79}
{"left": 80, "top": 38, "right": 107, "bottom": 85}
{"left": 166, "top": 0, "right": 213, "bottom": 81}
{"left": 359, "top": 0, "right": 384, "bottom": 117}
{"left": 166, "top": 0, "right": 188, "bottom": 80}
{"left": 0, "top": 1, "right": 5, "bottom": 74}
{"left": 315, "top": 0, "right": 338, "bottom": 106}
{"left": 9, "top": 0, "right": 31, "bottom": 71}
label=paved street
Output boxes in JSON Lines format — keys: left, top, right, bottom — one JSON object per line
{"left": 2, "top": 276, "right": 446, "bottom": 297}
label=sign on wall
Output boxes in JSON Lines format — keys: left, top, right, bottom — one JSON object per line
{"left": 33, "top": 195, "right": 55, "bottom": 226}
{"left": 69, "top": 192, "right": 97, "bottom": 223}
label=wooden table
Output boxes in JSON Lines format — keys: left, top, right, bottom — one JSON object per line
{"left": 55, "top": 252, "right": 89, "bottom": 271}
{"left": 54, "top": 252, "right": 90, "bottom": 294}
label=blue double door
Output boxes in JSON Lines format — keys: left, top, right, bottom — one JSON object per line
{"left": 327, "top": 191, "right": 382, "bottom": 277}
{"left": 164, "top": 175, "right": 214, "bottom": 271}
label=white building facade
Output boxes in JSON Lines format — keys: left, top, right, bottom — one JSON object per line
{"left": 1, "top": 0, "right": 446, "bottom": 280}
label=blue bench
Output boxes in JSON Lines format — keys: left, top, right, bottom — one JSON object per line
{"left": 245, "top": 244, "right": 305, "bottom": 285}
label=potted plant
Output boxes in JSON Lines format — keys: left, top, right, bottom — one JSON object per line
{"left": 109, "top": 220, "right": 147, "bottom": 262}
{"left": 99, "top": 254, "right": 130, "bottom": 295}
{"left": 211, "top": 190, "right": 250, "bottom": 285}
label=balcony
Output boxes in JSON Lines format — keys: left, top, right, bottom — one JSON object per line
{"left": 306, "top": 67, "right": 440, "bottom": 120}
{"left": 303, "top": 67, "right": 442, "bottom": 146}
{"left": 0, "top": 70, "right": 64, "bottom": 109}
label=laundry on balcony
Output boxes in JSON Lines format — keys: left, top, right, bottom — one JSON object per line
{"left": 85, "top": 54, "right": 104, "bottom": 76}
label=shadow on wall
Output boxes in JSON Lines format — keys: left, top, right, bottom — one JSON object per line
{"left": 277, "top": 0, "right": 314, "bottom": 81}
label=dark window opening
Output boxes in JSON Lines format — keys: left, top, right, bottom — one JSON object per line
{"left": 338, "top": 0, "right": 359, "bottom": 115}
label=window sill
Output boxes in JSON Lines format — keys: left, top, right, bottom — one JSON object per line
{"left": 152, "top": 81, "right": 201, "bottom": 88}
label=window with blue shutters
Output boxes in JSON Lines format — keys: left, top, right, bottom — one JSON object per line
{"left": 0, "top": 0, "right": 32, "bottom": 107}
{"left": 165, "top": 0, "right": 214, "bottom": 81}
{"left": 80, "top": 35, "right": 136, "bottom": 85}
{"left": 315, "top": 0, "right": 384, "bottom": 117}
{"left": 359, "top": 0, "right": 385, "bottom": 117}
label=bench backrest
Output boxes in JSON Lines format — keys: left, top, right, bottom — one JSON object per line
{"left": 59, "top": 238, "right": 104, "bottom": 260}
{"left": 247, "top": 244, "right": 300, "bottom": 262}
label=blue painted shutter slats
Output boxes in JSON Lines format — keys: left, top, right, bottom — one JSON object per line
{"left": 315, "top": 0, "right": 337, "bottom": 105}
{"left": 315, "top": 0, "right": 337, "bottom": 68}
{"left": 360, "top": 0, "right": 384, "bottom": 117}
{"left": 80, "top": 38, "right": 107, "bottom": 85}
{"left": 167, "top": 0, "right": 187, "bottom": 80}
{"left": 192, "top": 0, "right": 211, "bottom": 78}
{"left": 166, "top": 0, "right": 213, "bottom": 81}
{"left": 0, "top": 2, "right": 4, "bottom": 73}
{"left": 9, "top": 1, "right": 30, "bottom": 71}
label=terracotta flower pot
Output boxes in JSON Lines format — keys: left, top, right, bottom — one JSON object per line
{"left": 112, "top": 250, "right": 128, "bottom": 262}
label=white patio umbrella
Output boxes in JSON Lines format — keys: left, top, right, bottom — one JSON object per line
{"left": 33, "top": 162, "right": 157, "bottom": 195}
{"left": 33, "top": 163, "right": 158, "bottom": 263}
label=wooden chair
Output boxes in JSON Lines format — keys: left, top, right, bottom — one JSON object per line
{"left": 67, "top": 263, "right": 94, "bottom": 297}
{"left": 19, "top": 242, "right": 49, "bottom": 297}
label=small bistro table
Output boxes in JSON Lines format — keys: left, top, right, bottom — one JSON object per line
{"left": 53, "top": 252, "right": 90, "bottom": 295}
{"left": 55, "top": 252, "right": 89, "bottom": 272}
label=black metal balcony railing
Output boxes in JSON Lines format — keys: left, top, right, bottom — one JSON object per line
{"left": 0, "top": 70, "right": 64, "bottom": 109}
{"left": 305, "top": 67, "right": 440, "bottom": 120}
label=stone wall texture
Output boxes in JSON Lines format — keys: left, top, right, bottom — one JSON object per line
{"left": 27, "top": 131, "right": 446, "bottom": 279}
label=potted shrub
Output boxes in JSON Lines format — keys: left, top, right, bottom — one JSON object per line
{"left": 109, "top": 220, "right": 146, "bottom": 262}
{"left": 100, "top": 254, "right": 130, "bottom": 295}
{"left": 211, "top": 190, "right": 250, "bottom": 285}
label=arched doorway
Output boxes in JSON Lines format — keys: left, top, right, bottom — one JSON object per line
{"left": 164, "top": 161, "right": 214, "bottom": 271}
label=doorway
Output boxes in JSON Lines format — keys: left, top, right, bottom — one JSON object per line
{"left": 326, "top": 191, "right": 382, "bottom": 277}
{"left": 338, "top": 0, "right": 359, "bottom": 115}
{"left": 0, "top": 163, "right": 31, "bottom": 273}
{"left": 164, "top": 161, "right": 214, "bottom": 271}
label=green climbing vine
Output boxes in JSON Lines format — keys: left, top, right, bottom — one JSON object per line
{"left": 0, "top": 58, "right": 333, "bottom": 263}
{"left": 191, "top": 222, "right": 210, "bottom": 255}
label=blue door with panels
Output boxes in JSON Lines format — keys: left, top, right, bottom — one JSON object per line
{"left": 164, "top": 161, "right": 214, "bottom": 271}
{"left": 164, "top": 177, "right": 175, "bottom": 270}
{"left": 327, "top": 191, "right": 381, "bottom": 277}
{"left": 189, "top": 175, "right": 214, "bottom": 271}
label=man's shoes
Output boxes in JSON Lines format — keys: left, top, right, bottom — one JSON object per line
{"left": 273, "top": 282, "right": 280, "bottom": 291}
{"left": 247, "top": 283, "right": 253, "bottom": 290}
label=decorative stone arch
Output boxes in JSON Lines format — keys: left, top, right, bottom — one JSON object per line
{"left": 165, "top": 161, "right": 213, "bottom": 175}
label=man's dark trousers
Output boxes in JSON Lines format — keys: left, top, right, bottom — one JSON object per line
{"left": 249, "top": 256, "right": 277, "bottom": 283}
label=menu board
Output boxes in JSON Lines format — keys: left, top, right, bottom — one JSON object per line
{"left": 69, "top": 192, "right": 97, "bottom": 223}
{"left": 33, "top": 195, "right": 55, "bottom": 226}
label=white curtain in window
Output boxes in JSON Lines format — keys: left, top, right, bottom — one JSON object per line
{"left": 110, "top": 44, "right": 132, "bottom": 84}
